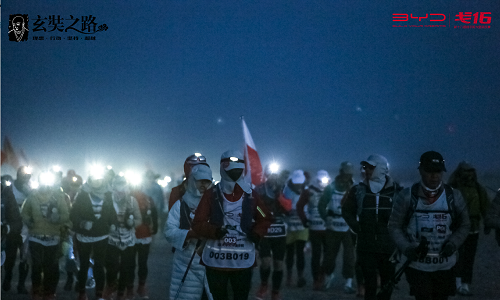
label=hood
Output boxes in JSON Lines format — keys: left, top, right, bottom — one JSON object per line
{"left": 182, "top": 164, "right": 213, "bottom": 209}
{"left": 219, "top": 150, "right": 252, "bottom": 194}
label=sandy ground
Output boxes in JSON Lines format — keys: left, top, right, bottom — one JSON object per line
{"left": 2, "top": 226, "right": 500, "bottom": 300}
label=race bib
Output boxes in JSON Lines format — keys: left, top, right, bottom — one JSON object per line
{"left": 202, "top": 230, "right": 255, "bottom": 269}
{"left": 265, "top": 223, "right": 287, "bottom": 238}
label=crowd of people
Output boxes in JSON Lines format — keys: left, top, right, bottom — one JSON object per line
{"left": 1, "top": 150, "right": 500, "bottom": 300}
{"left": 1, "top": 166, "right": 159, "bottom": 300}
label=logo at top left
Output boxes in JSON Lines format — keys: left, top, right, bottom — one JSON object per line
{"left": 9, "top": 14, "right": 29, "bottom": 42}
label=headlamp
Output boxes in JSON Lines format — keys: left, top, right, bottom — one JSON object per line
{"left": 39, "top": 172, "right": 56, "bottom": 187}
{"left": 90, "top": 164, "right": 105, "bottom": 180}
{"left": 23, "top": 166, "right": 33, "bottom": 175}
{"left": 269, "top": 163, "right": 280, "bottom": 174}
{"left": 221, "top": 157, "right": 245, "bottom": 164}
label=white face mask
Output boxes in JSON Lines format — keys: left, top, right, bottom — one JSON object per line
{"left": 421, "top": 181, "right": 442, "bottom": 197}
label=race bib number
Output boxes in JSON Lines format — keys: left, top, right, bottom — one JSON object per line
{"left": 202, "top": 233, "right": 255, "bottom": 269}
{"left": 265, "top": 223, "right": 286, "bottom": 238}
{"left": 208, "top": 251, "right": 250, "bottom": 261}
{"left": 418, "top": 255, "right": 449, "bottom": 265}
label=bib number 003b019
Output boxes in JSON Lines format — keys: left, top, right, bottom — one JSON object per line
{"left": 209, "top": 251, "right": 250, "bottom": 260}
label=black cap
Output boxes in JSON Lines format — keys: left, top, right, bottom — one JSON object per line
{"left": 419, "top": 151, "right": 446, "bottom": 172}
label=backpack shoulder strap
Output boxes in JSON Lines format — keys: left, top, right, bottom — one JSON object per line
{"left": 443, "top": 184, "right": 456, "bottom": 218}
{"left": 443, "top": 184, "right": 459, "bottom": 231}
{"left": 405, "top": 183, "right": 420, "bottom": 224}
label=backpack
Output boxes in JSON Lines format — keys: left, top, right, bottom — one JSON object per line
{"left": 354, "top": 182, "right": 401, "bottom": 217}
{"left": 405, "top": 183, "right": 459, "bottom": 232}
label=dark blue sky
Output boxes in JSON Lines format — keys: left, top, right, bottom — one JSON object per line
{"left": 2, "top": 0, "right": 499, "bottom": 183}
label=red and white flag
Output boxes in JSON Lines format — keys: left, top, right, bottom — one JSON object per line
{"left": 242, "top": 118, "right": 264, "bottom": 187}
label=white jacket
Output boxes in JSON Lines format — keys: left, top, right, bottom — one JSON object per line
{"left": 165, "top": 200, "right": 212, "bottom": 300}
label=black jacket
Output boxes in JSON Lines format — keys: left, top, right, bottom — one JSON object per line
{"left": 1, "top": 186, "right": 23, "bottom": 238}
{"left": 70, "top": 191, "right": 117, "bottom": 237}
{"left": 342, "top": 176, "right": 402, "bottom": 254}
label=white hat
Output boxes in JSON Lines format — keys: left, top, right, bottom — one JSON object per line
{"left": 291, "top": 170, "right": 306, "bottom": 184}
{"left": 192, "top": 164, "right": 213, "bottom": 181}
{"left": 220, "top": 150, "right": 245, "bottom": 171}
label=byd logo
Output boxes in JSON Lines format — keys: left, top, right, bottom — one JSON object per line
{"left": 393, "top": 12, "right": 491, "bottom": 24}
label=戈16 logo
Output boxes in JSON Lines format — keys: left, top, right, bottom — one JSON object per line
{"left": 8, "top": 14, "right": 29, "bottom": 42}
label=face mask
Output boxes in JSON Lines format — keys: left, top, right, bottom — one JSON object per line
{"left": 422, "top": 181, "right": 442, "bottom": 199}
{"left": 225, "top": 169, "right": 243, "bottom": 181}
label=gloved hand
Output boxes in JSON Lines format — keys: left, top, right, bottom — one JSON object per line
{"left": 404, "top": 247, "right": 420, "bottom": 261}
{"left": 50, "top": 208, "right": 60, "bottom": 223}
{"left": 439, "top": 242, "right": 456, "bottom": 258}
{"left": 186, "top": 230, "right": 198, "bottom": 240}
{"left": 405, "top": 241, "right": 428, "bottom": 261}
{"left": 215, "top": 227, "right": 229, "bottom": 239}
{"left": 81, "top": 221, "right": 93, "bottom": 231}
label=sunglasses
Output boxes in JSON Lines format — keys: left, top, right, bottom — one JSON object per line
{"left": 186, "top": 154, "right": 207, "bottom": 163}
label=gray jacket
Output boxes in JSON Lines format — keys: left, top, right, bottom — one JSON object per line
{"left": 388, "top": 183, "right": 470, "bottom": 254}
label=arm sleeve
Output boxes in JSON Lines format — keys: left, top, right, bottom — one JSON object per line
{"left": 70, "top": 193, "right": 86, "bottom": 230}
{"left": 4, "top": 188, "right": 23, "bottom": 236}
{"left": 296, "top": 190, "right": 309, "bottom": 226}
{"left": 341, "top": 186, "right": 360, "bottom": 234}
{"left": 150, "top": 196, "right": 159, "bottom": 235}
{"left": 318, "top": 186, "right": 331, "bottom": 220}
{"left": 192, "top": 188, "right": 219, "bottom": 239}
{"left": 252, "top": 191, "right": 272, "bottom": 238}
{"left": 387, "top": 188, "right": 414, "bottom": 253}
{"left": 58, "top": 193, "right": 71, "bottom": 228}
{"left": 20, "top": 196, "right": 33, "bottom": 227}
{"left": 164, "top": 201, "right": 189, "bottom": 250}
{"left": 447, "top": 189, "right": 471, "bottom": 248}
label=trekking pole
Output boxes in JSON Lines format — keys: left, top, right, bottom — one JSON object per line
{"left": 173, "top": 239, "right": 203, "bottom": 300}
{"left": 376, "top": 257, "right": 412, "bottom": 300}
{"left": 376, "top": 237, "right": 428, "bottom": 300}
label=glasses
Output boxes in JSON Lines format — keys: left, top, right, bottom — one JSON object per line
{"left": 220, "top": 157, "right": 245, "bottom": 164}
{"left": 186, "top": 154, "right": 207, "bottom": 164}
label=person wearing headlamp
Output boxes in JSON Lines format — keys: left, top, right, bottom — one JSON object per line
{"left": 104, "top": 175, "right": 142, "bottom": 300}
{"left": 278, "top": 169, "right": 308, "bottom": 288}
{"left": 71, "top": 174, "right": 116, "bottom": 300}
{"left": 254, "top": 164, "right": 288, "bottom": 300}
{"left": 168, "top": 153, "right": 210, "bottom": 211}
{"left": 342, "top": 154, "right": 402, "bottom": 300}
{"left": 192, "top": 150, "right": 271, "bottom": 300}
{"left": 388, "top": 151, "right": 470, "bottom": 300}
{"left": 21, "top": 171, "right": 71, "bottom": 300}
{"left": 165, "top": 164, "right": 214, "bottom": 300}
